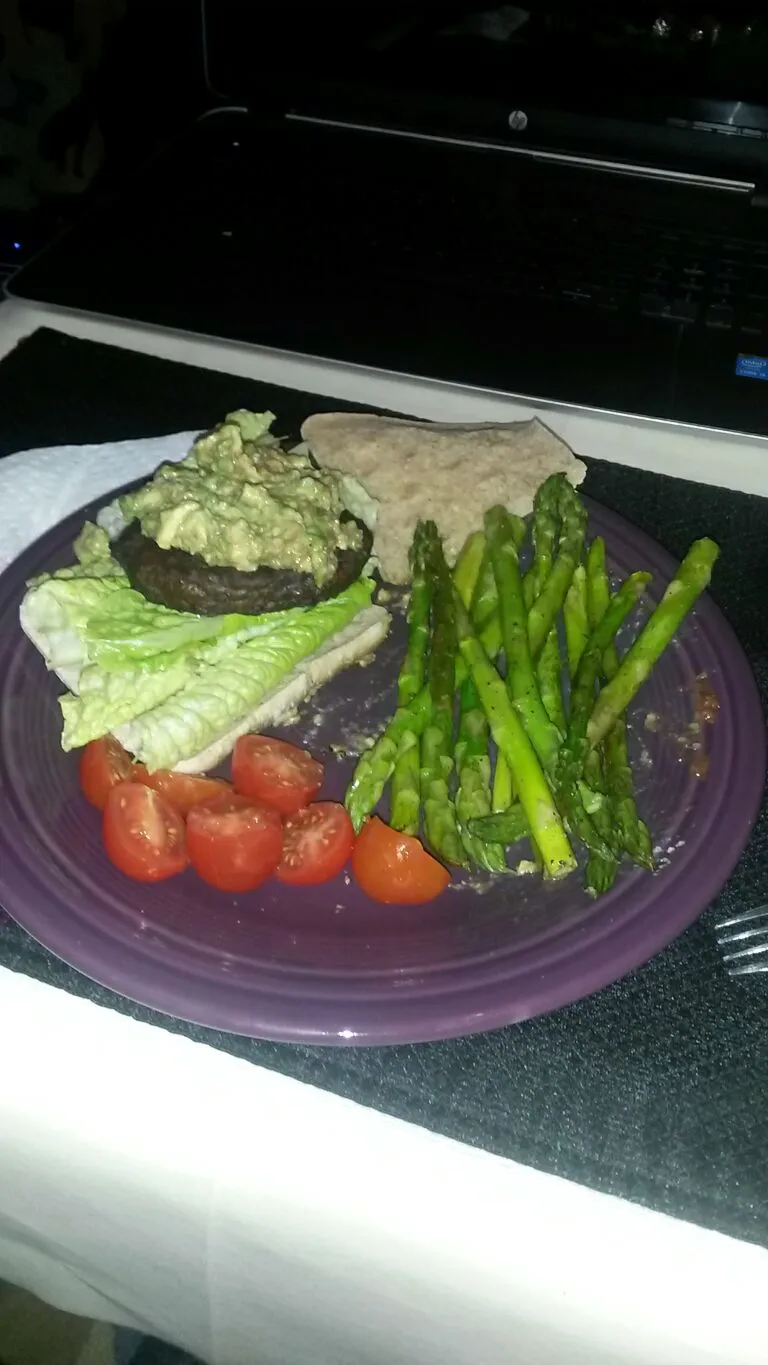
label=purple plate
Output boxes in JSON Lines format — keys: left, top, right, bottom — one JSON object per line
{"left": 0, "top": 493, "right": 764, "bottom": 1044}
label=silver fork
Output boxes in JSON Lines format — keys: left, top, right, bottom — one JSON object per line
{"left": 715, "top": 906, "right": 768, "bottom": 976}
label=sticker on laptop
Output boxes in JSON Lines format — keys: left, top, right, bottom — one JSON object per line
{"left": 735, "top": 354, "right": 768, "bottom": 380}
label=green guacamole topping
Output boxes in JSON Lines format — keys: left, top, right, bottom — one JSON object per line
{"left": 118, "top": 410, "right": 363, "bottom": 586}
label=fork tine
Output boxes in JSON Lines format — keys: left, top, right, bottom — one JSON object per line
{"left": 726, "top": 958, "right": 768, "bottom": 977}
{"left": 716, "top": 923, "right": 768, "bottom": 946}
{"left": 716, "top": 905, "right": 768, "bottom": 930}
{"left": 721, "top": 939, "right": 768, "bottom": 963}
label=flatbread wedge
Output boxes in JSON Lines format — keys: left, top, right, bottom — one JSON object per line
{"left": 301, "top": 413, "right": 586, "bottom": 583}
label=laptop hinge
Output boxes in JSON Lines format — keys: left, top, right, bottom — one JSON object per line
{"left": 286, "top": 113, "right": 756, "bottom": 195}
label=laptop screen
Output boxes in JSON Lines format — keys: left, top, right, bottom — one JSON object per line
{"left": 203, "top": 2, "right": 768, "bottom": 176}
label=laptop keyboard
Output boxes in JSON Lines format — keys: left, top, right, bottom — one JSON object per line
{"left": 163, "top": 121, "right": 768, "bottom": 341}
{"left": 299, "top": 175, "right": 768, "bottom": 337}
{"left": 487, "top": 210, "right": 768, "bottom": 336}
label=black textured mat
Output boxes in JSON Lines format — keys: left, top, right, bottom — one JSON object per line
{"left": 2, "top": 327, "right": 768, "bottom": 1248}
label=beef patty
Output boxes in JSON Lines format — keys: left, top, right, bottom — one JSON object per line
{"left": 112, "top": 513, "right": 374, "bottom": 616}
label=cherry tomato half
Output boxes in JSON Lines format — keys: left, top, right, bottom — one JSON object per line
{"left": 276, "top": 802, "right": 355, "bottom": 886}
{"left": 186, "top": 792, "right": 283, "bottom": 893}
{"left": 79, "top": 736, "right": 141, "bottom": 810}
{"left": 351, "top": 817, "right": 451, "bottom": 905}
{"left": 103, "top": 781, "right": 188, "bottom": 883}
{"left": 137, "top": 768, "right": 232, "bottom": 817}
{"left": 232, "top": 735, "right": 323, "bottom": 817}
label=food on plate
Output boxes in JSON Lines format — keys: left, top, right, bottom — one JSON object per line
{"left": 585, "top": 536, "right": 722, "bottom": 748}
{"left": 83, "top": 734, "right": 361, "bottom": 893}
{"left": 79, "top": 734, "right": 137, "bottom": 810}
{"left": 103, "top": 782, "right": 189, "bottom": 883}
{"left": 20, "top": 411, "right": 390, "bottom": 775}
{"left": 351, "top": 817, "right": 452, "bottom": 905}
{"left": 276, "top": 802, "right": 355, "bottom": 886}
{"left": 345, "top": 474, "right": 720, "bottom": 898}
{"left": 22, "top": 561, "right": 387, "bottom": 774}
{"left": 186, "top": 792, "right": 284, "bottom": 893}
{"left": 301, "top": 411, "right": 586, "bottom": 583}
{"left": 112, "top": 516, "right": 373, "bottom": 618}
{"left": 232, "top": 735, "right": 323, "bottom": 816}
{"left": 112, "top": 410, "right": 373, "bottom": 614}
{"left": 136, "top": 769, "right": 233, "bottom": 816}
{"left": 19, "top": 407, "right": 585, "bottom": 781}
{"left": 22, "top": 405, "right": 722, "bottom": 910}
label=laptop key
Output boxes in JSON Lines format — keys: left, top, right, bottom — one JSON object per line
{"left": 640, "top": 294, "right": 698, "bottom": 322}
{"left": 595, "top": 286, "right": 629, "bottom": 309}
{"left": 561, "top": 286, "right": 595, "bottom": 302}
{"left": 741, "top": 313, "right": 767, "bottom": 335}
{"left": 705, "top": 304, "right": 735, "bottom": 329}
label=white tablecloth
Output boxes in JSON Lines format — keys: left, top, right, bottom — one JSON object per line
{"left": 1, "top": 298, "right": 768, "bottom": 1365}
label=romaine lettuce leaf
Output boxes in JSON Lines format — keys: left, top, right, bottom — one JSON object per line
{"left": 21, "top": 499, "right": 377, "bottom": 769}
{"left": 121, "top": 578, "right": 374, "bottom": 771}
{"left": 58, "top": 596, "right": 309, "bottom": 747}
{"left": 22, "top": 552, "right": 299, "bottom": 683}
{"left": 85, "top": 587, "right": 300, "bottom": 670}
{"left": 21, "top": 573, "right": 129, "bottom": 678}
{"left": 60, "top": 656, "right": 196, "bottom": 750}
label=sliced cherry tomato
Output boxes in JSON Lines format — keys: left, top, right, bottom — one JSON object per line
{"left": 276, "top": 802, "right": 355, "bottom": 886}
{"left": 103, "top": 781, "right": 188, "bottom": 882}
{"left": 79, "top": 736, "right": 141, "bottom": 810}
{"left": 232, "top": 735, "right": 323, "bottom": 817}
{"left": 351, "top": 817, "right": 451, "bottom": 905}
{"left": 137, "top": 769, "right": 232, "bottom": 817}
{"left": 186, "top": 792, "right": 283, "bottom": 893}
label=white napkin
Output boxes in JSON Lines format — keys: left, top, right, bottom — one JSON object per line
{"left": 0, "top": 432, "right": 198, "bottom": 573}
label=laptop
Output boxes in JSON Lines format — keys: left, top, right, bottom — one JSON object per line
{"left": 9, "top": 2, "right": 768, "bottom": 437}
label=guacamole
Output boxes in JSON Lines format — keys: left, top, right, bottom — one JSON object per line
{"left": 118, "top": 411, "right": 364, "bottom": 587}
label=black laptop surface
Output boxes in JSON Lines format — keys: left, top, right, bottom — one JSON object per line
{"left": 9, "top": 2, "right": 768, "bottom": 436}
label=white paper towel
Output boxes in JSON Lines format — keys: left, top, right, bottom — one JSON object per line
{"left": 0, "top": 432, "right": 198, "bottom": 573}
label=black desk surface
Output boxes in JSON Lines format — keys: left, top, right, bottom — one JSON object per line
{"left": 2, "top": 327, "right": 768, "bottom": 1249}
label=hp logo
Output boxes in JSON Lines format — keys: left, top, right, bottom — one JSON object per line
{"left": 507, "top": 110, "right": 529, "bottom": 132}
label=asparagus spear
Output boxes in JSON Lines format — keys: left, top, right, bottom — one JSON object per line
{"left": 480, "top": 541, "right": 516, "bottom": 815}
{"left": 467, "top": 535, "right": 521, "bottom": 831}
{"left": 454, "top": 535, "right": 508, "bottom": 871}
{"left": 468, "top": 805, "right": 529, "bottom": 846}
{"left": 538, "top": 629, "right": 567, "bottom": 733}
{"left": 455, "top": 677, "right": 508, "bottom": 871}
{"left": 491, "top": 752, "right": 514, "bottom": 813}
{"left": 560, "top": 571, "right": 651, "bottom": 890}
{"left": 454, "top": 590, "right": 576, "bottom": 880}
{"left": 528, "top": 479, "right": 566, "bottom": 732}
{"left": 344, "top": 602, "right": 503, "bottom": 833}
{"left": 466, "top": 519, "right": 525, "bottom": 664}
{"left": 564, "top": 563, "right": 589, "bottom": 676}
{"left": 527, "top": 476, "right": 587, "bottom": 659}
{"left": 585, "top": 537, "right": 609, "bottom": 647}
{"left": 471, "top": 552, "right": 498, "bottom": 625}
{"left": 389, "top": 522, "right": 433, "bottom": 834}
{"left": 586, "top": 537, "right": 653, "bottom": 869}
{"left": 345, "top": 688, "right": 431, "bottom": 833}
{"left": 420, "top": 526, "right": 469, "bottom": 868}
{"left": 587, "top": 539, "right": 720, "bottom": 749}
{"left": 557, "top": 572, "right": 652, "bottom": 884}
{"left": 453, "top": 530, "right": 487, "bottom": 609}
{"left": 529, "top": 478, "right": 558, "bottom": 597}
{"left": 485, "top": 505, "right": 562, "bottom": 773}
{"left": 489, "top": 485, "right": 568, "bottom": 826}
{"left": 576, "top": 540, "right": 619, "bottom": 892}
{"left": 563, "top": 572, "right": 652, "bottom": 777}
